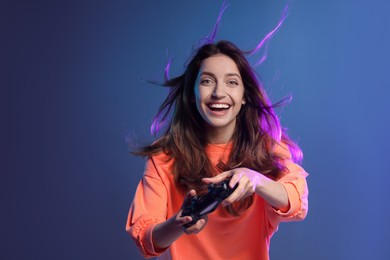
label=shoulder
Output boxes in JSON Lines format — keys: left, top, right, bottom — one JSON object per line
{"left": 144, "top": 151, "right": 174, "bottom": 179}
{"left": 272, "top": 142, "right": 308, "bottom": 178}
{"left": 272, "top": 142, "right": 292, "bottom": 160}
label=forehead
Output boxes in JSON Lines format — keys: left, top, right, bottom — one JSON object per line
{"left": 199, "top": 54, "right": 240, "bottom": 75}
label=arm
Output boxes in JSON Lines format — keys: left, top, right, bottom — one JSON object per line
{"left": 126, "top": 158, "right": 208, "bottom": 257}
{"left": 203, "top": 143, "right": 308, "bottom": 219}
{"left": 152, "top": 214, "right": 187, "bottom": 251}
{"left": 203, "top": 168, "right": 290, "bottom": 212}
{"left": 255, "top": 173, "right": 290, "bottom": 212}
{"left": 126, "top": 172, "right": 168, "bottom": 257}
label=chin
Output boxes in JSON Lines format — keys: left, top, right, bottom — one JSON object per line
{"left": 207, "top": 119, "right": 235, "bottom": 130}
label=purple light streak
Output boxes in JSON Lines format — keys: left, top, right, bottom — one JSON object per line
{"left": 250, "top": 3, "right": 290, "bottom": 66}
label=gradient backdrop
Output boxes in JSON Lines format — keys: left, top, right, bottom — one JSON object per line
{"left": 2, "top": 0, "right": 390, "bottom": 259}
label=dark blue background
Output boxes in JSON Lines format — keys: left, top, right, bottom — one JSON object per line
{"left": 2, "top": 0, "right": 390, "bottom": 259}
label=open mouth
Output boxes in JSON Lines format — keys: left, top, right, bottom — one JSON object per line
{"left": 207, "top": 103, "right": 231, "bottom": 111}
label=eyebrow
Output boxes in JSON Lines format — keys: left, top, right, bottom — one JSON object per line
{"left": 200, "top": 71, "right": 242, "bottom": 79}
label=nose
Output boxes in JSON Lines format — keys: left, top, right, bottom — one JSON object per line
{"left": 211, "top": 82, "right": 226, "bottom": 98}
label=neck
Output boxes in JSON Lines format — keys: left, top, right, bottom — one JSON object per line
{"left": 205, "top": 125, "right": 235, "bottom": 144}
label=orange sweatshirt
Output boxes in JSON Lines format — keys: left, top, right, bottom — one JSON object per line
{"left": 126, "top": 143, "right": 308, "bottom": 260}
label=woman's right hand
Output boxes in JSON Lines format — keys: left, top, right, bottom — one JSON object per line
{"left": 152, "top": 190, "right": 208, "bottom": 251}
{"left": 178, "top": 189, "right": 208, "bottom": 235}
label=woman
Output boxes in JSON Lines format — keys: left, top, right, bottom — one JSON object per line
{"left": 126, "top": 40, "right": 308, "bottom": 259}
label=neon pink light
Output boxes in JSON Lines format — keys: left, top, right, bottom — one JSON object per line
{"left": 250, "top": 3, "right": 290, "bottom": 66}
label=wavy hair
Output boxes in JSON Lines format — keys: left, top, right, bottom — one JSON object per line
{"left": 134, "top": 40, "right": 302, "bottom": 215}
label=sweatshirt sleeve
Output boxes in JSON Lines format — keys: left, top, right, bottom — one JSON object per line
{"left": 125, "top": 157, "right": 169, "bottom": 258}
{"left": 266, "top": 144, "right": 309, "bottom": 230}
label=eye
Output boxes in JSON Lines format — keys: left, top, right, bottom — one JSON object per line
{"left": 227, "top": 80, "right": 239, "bottom": 86}
{"left": 200, "top": 78, "right": 214, "bottom": 86}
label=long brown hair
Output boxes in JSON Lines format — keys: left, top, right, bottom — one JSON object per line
{"left": 134, "top": 40, "right": 302, "bottom": 215}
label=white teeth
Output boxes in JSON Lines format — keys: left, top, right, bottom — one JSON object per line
{"left": 209, "top": 103, "right": 230, "bottom": 109}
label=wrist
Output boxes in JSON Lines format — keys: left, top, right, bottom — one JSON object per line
{"left": 254, "top": 172, "right": 267, "bottom": 195}
{"left": 152, "top": 215, "right": 184, "bottom": 251}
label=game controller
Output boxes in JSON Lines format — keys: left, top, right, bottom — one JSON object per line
{"left": 181, "top": 179, "right": 238, "bottom": 228}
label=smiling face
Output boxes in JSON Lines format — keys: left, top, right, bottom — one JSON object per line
{"left": 194, "top": 54, "right": 246, "bottom": 143}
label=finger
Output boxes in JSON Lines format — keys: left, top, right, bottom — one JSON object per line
{"left": 229, "top": 171, "right": 242, "bottom": 188}
{"left": 195, "top": 215, "right": 209, "bottom": 233}
{"left": 202, "top": 171, "right": 232, "bottom": 184}
{"left": 176, "top": 210, "right": 193, "bottom": 226}
{"left": 220, "top": 170, "right": 243, "bottom": 204}
{"left": 223, "top": 181, "right": 247, "bottom": 205}
{"left": 187, "top": 189, "right": 197, "bottom": 197}
{"left": 198, "top": 215, "right": 208, "bottom": 232}
{"left": 183, "top": 216, "right": 208, "bottom": 234}
{"left": 223, "top": 193, "right": 236, "bottom": 206}
{"left": 180, "top": 216, "right": 193, "bottom": 226}
{"left": 182, "top": 189, "right": 197, "bottom": 206}
{"left": 182, "top": 221, "right": 199, "bottom": 234}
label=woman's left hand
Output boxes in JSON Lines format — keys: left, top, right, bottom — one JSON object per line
{"left": 202, "top": 167, "right": 261, "bottom": 206}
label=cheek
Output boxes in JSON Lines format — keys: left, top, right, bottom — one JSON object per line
{"left": 193, "top": 87, "right": 203, "bottom": 113}
{"left": 230, "top": 88, "right": 245, "bottom": 103}
{"left": 194, "top": 86, "right": 207, "bottom": 104}
{"left": 195, "top": 85, "right": 206, "bottom": 97}
{"left": 238, "top": 88, "right": 246, "bottom": 104}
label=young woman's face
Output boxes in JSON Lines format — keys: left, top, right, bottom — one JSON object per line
{"left": 194, "top": 54, "right": 245, "bottom": 143}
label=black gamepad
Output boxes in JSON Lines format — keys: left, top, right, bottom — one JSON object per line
{"left": 181, "top": 179, "right": 238, "bottom": 228}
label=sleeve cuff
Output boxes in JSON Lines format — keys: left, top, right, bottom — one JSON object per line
{"left": 143, "top": 223, "right": 160, "bottom": 256}
{"left": 129, "top": 218, "right": 166, "bottom": 258}
{"left": 274, "top": 182, "right": 301, "bottom": 217}
{"left": 146, "top": 224, "right": 170, "bottom": 256}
